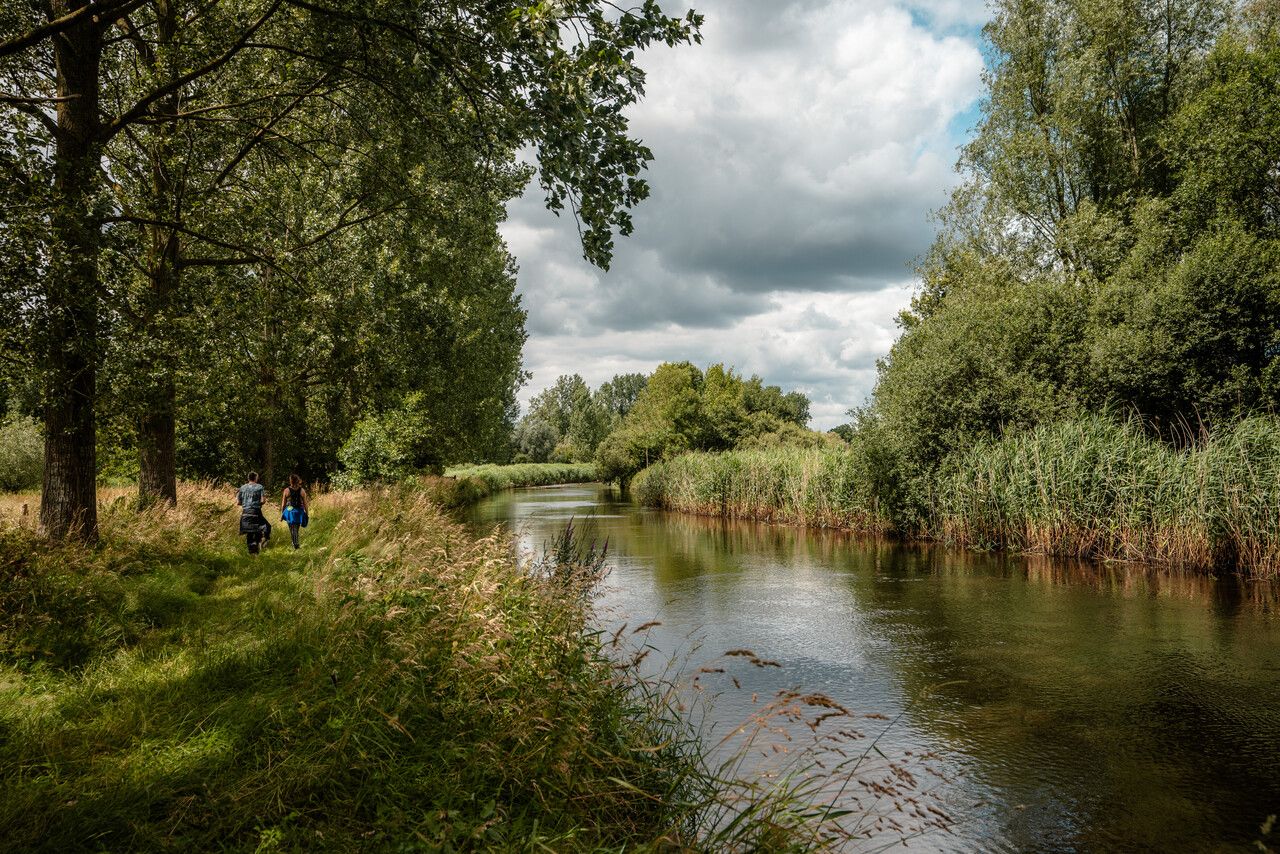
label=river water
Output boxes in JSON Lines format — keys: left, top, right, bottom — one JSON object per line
{"left": 469, "top": 484, "right": 1280, "bottom": 852}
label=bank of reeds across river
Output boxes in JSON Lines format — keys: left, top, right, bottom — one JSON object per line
{"left": 442, "top": 462, "right": 596, "bottom": 506}
{"left": 4, "top": 480, "right": 941, "bottom": 850}
{"left": 634, "top": 416, "right": 1280, "bottom": 577}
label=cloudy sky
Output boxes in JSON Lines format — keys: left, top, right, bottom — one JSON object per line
{"left": 502, "top": 0, "right": 990, "bottom": 429}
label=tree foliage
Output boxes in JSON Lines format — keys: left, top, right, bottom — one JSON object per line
{"left": 871, "top": 0, "right": 1280, "bottom": 482}
{"left": 591, "top": 362, "right": 814, "bottom": 486}
{"left": 0, "top": 1, "right": 702, "bottom": 535}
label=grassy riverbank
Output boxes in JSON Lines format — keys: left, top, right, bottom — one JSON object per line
{"left": 634, "top": 415, "right": 1280, "bottom": 576}
{"left": 634, "top": 446, "right": 891, "bottom": 536}
{"left": 443, "top": 462, "right": 597, "bottom": 505}
{"left": 1, "top": 481, "right": 918, "bottom": 850}
{"left": 0, "top": 483, "right": 726, "bottom": 850}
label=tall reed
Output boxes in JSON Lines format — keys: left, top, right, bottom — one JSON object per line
{"left": 936, "top": 416, "right": 1280, "bottom": 575}
{"left": 634, "top": 416, "right": 1280, "bottom": 576}
{"left": 635, "top": 446, "right": 893, "bottom": 536}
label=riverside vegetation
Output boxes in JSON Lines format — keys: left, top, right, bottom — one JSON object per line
{"left": 634, "top": 415, "right": 1280, "bottom": 576}
{"left": 443, "top": 463, "right": 597, "bottom": 502}
{"left": 551, "top": 0, "right": 1280, "bottom": 579}
{"left": 1, "top": 482, "right": 954, "bottom": 851}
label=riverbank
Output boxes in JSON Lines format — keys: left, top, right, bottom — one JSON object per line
{"left": 441, "top": 462, "right": 597, "bottom": 506}
{"left": 633, "top": 416, "right": 1280, "bottom": 577}
{"left": 0, "top": 482, "right": 960, "bottom": 849}
{"left": 0, "top": 482, "right": 771, "bottom": 850}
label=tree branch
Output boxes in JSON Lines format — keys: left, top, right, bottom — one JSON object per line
{"left": 206, "top": 72, "right": 332, "bottom": 192}
{"left": 0, "top": 1, "right": 121, "bottom": 61}
{"left": 100, "top": 0, "right": 284, "bottom": 141}
{"left": 1, "top": 97, "right": 59, "bottom": 135}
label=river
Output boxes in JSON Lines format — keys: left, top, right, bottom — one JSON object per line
{"left": 469, "top": 483, "right": 1280, "bottom": 852}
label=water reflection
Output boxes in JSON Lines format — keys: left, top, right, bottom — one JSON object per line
{"left": 470, "top": 484, "right": 1280, "bottom": 853}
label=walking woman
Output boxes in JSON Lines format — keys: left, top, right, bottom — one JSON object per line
{"left": 280, "top": 474, "right": 310, "bottom": 549}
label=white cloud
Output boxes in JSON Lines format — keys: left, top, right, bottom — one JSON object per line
{"left": 501, "top": 0, "right": 987, "bottom": 428}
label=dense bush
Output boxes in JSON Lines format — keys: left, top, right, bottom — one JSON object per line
{"left": 334, "top": 394, "right": 443, "bottom": 487}
{"left": 0, "top": 415, "right": 41, "bottom": 492}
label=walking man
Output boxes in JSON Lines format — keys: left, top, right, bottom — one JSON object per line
{"left": 237, "top": 471, "right": 271, "bottom": 554}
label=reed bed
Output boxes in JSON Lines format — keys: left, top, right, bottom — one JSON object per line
{"left": 935, "top": 416, "right": 1280, "bottom": 575}
{"left": 634, "top": 447, "right": 893, "bottom": 536}
{"left": 634, "top": 416, "right": 1280, "bottom": 577}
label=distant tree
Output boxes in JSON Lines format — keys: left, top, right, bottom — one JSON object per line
{"left": 528, "top": 375, "right": 591, "bottom": 439}
{"left": 514, "top": 417, "right": 558, "bottom": 464}
{"left": 595, "top": 373, "right": 649, "bottom": 422}
{"left": 830, "top": 423, "right": 856, "bottom": 443}
{"left": 701, "top": 364, "right": 748, "bottom": 450}
{"left": 593, "top": 361, "right": 813, "bottom": 485}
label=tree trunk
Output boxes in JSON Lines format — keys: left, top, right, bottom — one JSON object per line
{"left": 41, "top": 1, "right": 102, "bottom": 541}
{"left": 138, "top": 376, "right": 178, "bottom": 505}
{"left": 137, "top": 0, "right": 181, "bottom": 507}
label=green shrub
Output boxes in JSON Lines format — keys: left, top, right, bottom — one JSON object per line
{"left": 335, "top": 395, "right": 442, "bottom": 487}
{"left": 0, "top": 415, "right": 42, "bottom": 492}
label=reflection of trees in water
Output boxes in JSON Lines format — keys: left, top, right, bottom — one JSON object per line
{"left": 846, "top": 542, "right": 1280, "bottom": 851}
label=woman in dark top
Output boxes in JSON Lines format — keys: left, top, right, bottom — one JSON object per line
{"left": 280, "top": 474, "right": 310, "bottom": 549}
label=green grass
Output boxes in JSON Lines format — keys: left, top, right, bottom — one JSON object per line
{"left": 0, "top": 484, "right": 707, "bottom": 850}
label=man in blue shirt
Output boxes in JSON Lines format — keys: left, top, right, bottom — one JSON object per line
{"left": 237, "top": 471, "right": 271, "bottom": 554}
